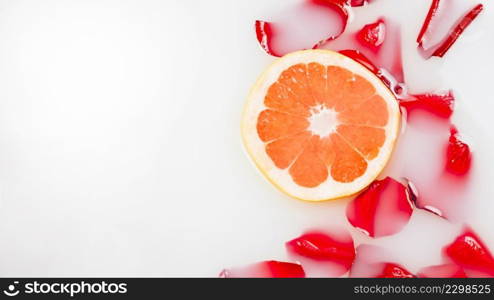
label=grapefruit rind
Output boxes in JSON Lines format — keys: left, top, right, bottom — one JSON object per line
{"left": 241, "top": 49, "right": 400, "bottom": 201}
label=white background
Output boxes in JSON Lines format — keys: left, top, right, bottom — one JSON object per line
{"left": 0, "top": 0, "right": 492, "bottom": 276}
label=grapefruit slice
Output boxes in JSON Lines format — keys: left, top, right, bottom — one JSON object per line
{"left": 241, "top": 49, "right": 400, "bottom": 201}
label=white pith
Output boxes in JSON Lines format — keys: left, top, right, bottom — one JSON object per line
{"left": 241, "top": 49, "right": 400, "bottom": 201}
{"left": 308, "top": 105, "right": 337, "bottom": 138}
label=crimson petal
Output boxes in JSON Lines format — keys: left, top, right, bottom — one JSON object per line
{"left": 376, "top": 263, "right": 415, "bottom": 278}
{"left": 417, "top": 0, "right": 484, "bottom": 58}
{"left": 443, "top": 227, "right": 494, "bottom": 277}
{"left": 286, "top": 230, "right": 355, "bottom": 273}
{"left": 311, "top": 0, "right": 350, "bottom": 49}
{"left": 356, "top": 19, "right": 386, "bottom": 51}
{"left": 255, "top": 0, "right": 351, "bottom": 57}
{"left": 431, "top": 4, "right": 484, "bottom": 58}
{"left": 220, "top": 260, "right": 305, "bottom": 278}
{"left": 445, "top": 127, "right": 472, "bottom": 176}
{"left": 346, "top": 177, "right": 414, "bottom": 238}
{"left": 339, "top": 49, "right": 404, "bottom": 96}
{"left": 255, "top": 20, "right": 279, "bottom": 57}
{"left": 417, "top": 0, "right": 441, "bottom": 46}
{"left": 350, "top": 0, "right": 371, "bottom": 7}
{"left": 339, "top": 49, "right": 379, "bottom": 74}
{"left": 400, "top": 91, "right": 454, "bottom": 119}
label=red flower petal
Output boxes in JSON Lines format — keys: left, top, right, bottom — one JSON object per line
{"left": 220, "top": 260, "right": 305, "bottom": 278}
{"left": 350, "top": 0, "right": 371, "bottom": 7}
{"left": 377, "top": 263, "right": 415, "bottom": 278}
{"left": 339, "top": 49, "right": 379, "bottom": 74}
{"left": 339, "top": 49, "right": 405, "bottom": 97}
{"left": 445, "top": 128, "right": 472, "bottom": 176}
{"left": 263, "top": 261, "right": 306, "bottom": 278}
{"left": 286, "top": 230, "right": 355, "bottom": 272}
{"left": 255, "top": 0, "right": 350, "bottom": 57}
{"left": 417, "top": 0, "right": 484, "bottom": 58}
{"left": 417, "top": 0, "right": 441, "bottom": 46}
{"left": 431, "top": 4, "right": 484, "bottom": 58}
{"left": 255, "top": 20, "right": 279, "bottom": 57}
{"left": 356, "top": 19, "right": 386, "bottom": 51}
{"left": 443, "top": 227, "right": 494, "bottom": 277}
{"left": 418, "top": 264, "right": 467, "bottom": 278}
{"left": 346, "top": 177, "right": 414, "bottom": 238}
{"left": 311, "top": 0, "right": 350, "bottom": 49}
{"left": 400, "top": 91, "right": 455, "bottom": 119}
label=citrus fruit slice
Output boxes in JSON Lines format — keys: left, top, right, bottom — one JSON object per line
{"left": 241, "top": 49, "right": 400, "bottom": 201}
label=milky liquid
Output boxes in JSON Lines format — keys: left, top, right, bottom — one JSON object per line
{"left": 350, "top": 244, "right": 395, "bottom": 277}
{"left": 270, "top": 3, "right": 345, "bottom": 54}
{"left": 246, "top": 0, "right": 490, "bottom": 276}
{"left": 419, "top": 0, "right": 482, "bottom": 55}
{"left": 384, "top": 111, "right": 473, "bottom": 221}
{"left": 268, "top": 0, "right": 478, "bottom": 222}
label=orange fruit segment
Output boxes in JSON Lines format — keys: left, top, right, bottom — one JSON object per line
{"left": 242, "top": 50, "right": 400, "bottom": 201}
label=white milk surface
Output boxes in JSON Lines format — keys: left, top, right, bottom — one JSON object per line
{"left": 0, "top": 0, "right": 491, "bottom": 276}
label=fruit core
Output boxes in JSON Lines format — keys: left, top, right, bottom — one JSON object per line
{"left": 308, "top": 105, "right": 337, "bottom": 138}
